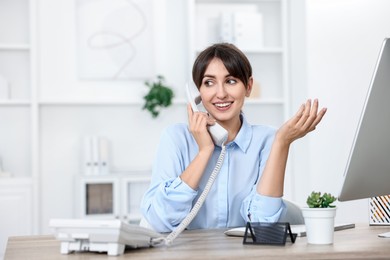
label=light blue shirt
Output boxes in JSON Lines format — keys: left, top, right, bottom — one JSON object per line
{"left": 141, "top": 114, "right": 285, "bottom": 232}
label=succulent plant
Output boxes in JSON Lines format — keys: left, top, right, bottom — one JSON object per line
{"left": 306, "top": 191, "right": 337, "bottom": 208}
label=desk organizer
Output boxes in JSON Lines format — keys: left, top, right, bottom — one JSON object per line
{"left": 369, "top": 195, "right": 390, "bottom": 225}
{"left": 243, "top": 222, "right": 297, "bottom": 245}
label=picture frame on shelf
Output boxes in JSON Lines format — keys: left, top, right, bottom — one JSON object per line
{"left": 79, "top": 177, "right": 120, "bottom": 219}
{"left": 75, "top": 0, "right": 155, "bottom": 80}
{"left": 77, "top": 173, "right": 151, "bottom": 224}
{"left": 86, "top": 183, "right": 114, "bottom": 215}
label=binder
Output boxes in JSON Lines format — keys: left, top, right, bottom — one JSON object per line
{"left": 82, "top": 135, "right": 110, "bottom": 175}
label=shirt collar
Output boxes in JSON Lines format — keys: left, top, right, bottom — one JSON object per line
{"left": 229, "top": 113, "right": 252, "bottom": 153}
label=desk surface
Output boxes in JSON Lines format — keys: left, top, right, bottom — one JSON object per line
{"left": 4, "top": 224, "right": 390, "bottom": 260}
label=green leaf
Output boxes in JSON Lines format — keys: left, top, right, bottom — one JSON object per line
{"left": 142, "top": 75, "right": 174, "bottom": 118}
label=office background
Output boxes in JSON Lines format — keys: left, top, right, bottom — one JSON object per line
{"left": 0, "top": 0, "right": 389, "bottom": 257}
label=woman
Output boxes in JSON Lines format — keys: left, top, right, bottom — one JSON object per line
{"left": 141, "top": 43, "right": 326, "bottom": 232}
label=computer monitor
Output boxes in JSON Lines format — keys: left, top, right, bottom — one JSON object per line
{"left": 338, "top": 38, "right": 390, "bottom": 202}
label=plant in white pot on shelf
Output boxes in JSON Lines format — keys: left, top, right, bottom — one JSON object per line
{"left": 301, "top": 191, "right": 337, "bottom": 245}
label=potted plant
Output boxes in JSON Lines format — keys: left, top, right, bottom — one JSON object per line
{"left": 142, "top": 75, "right": 174, "bottom": 118}
{"left": 301, "top": 191, "right": 337, "bottom": 244}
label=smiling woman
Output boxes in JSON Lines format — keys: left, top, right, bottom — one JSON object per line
{"left": 140, "top": 43, "right": 327, "bottom": 233}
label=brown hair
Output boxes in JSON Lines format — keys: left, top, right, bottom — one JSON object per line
{"left": 192, "top": 43, "right": 252, "bottom": 89}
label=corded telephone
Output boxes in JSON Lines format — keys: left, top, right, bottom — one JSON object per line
{"left": 186, "top": 82, "right": 228, "bottom": 146}
{"left": 50, "top": 82, "right": 228, "bottom": 256}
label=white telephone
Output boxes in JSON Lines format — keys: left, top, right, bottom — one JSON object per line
{"left": 186, "top": 83, "right": 228, "bottom": 146}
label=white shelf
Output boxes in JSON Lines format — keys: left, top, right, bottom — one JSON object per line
{"left": 39, "top": 100, "right": 144, "bottom": 106}
{"left": 0, "top": 44, "right": 30, "bottom": 51}
{"left": 246, "top": 48, "right": 284, "bottom": 53}
{"left": 194, "top": 47, "right": 284, "bottom": 54}
{"left": 196, "top": 0, "right": 281, "bottom": 3}
{"left": 0, "top": 100, "right": 31, "bottom": 106}
{"left": 36, "top": 98, "right": 285, "bottom": 107}
{"left": 245, "top": 98, "right": 285, "bottom": 105}
{"left": 0, "top": 177, "right": 32, "bottom": 185}
{"left": 174, "top": 97, "right": 284, "bottom": 105}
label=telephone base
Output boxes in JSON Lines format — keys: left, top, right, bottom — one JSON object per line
{"left": 50, "top": 218, "right": 163, "bottom": 256}
{"left": 60, "top": 240, "right": 125, "bottom": 256}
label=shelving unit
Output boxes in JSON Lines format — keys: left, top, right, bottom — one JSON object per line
{"left": 187, "top": 0, "right": 289, "bottom": 127}
{"left": 186, "top": 0, "right": 293, "bottom": 198}
{"left": 0, "top": 1, "right": 38, "bottom": 257}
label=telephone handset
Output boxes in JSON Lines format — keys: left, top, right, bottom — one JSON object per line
{"left": 186, "top": 83, "right": 228, "bottom": 146}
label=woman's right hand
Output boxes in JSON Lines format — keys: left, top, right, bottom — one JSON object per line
{"left": 187, "top": 104, "right": 216, "bottom": 153}
{"left": 179, "top": 104, "right": 217, "bottom": 189}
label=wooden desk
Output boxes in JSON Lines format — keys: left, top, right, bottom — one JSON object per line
{"left": 4, "top": 224, "right": 390, "bottom": 259}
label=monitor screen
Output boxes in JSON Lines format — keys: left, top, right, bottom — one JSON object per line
{"left": 338, "top": 38, "right": 390, "bottom": 201}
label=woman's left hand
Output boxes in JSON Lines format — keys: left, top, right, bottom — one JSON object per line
{"left": 277, "top": 99, "right": 327, "bottom": 145}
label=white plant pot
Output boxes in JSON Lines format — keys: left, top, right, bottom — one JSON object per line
{"left": 301, "top": 207, "right": 337, "bottom": 245}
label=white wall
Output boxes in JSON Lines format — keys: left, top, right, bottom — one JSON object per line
{"left": 287, "top": 0, "right": 310, "bottom": 205}
{"left": 305, "top": 0, "right": 390, "bottom": 223}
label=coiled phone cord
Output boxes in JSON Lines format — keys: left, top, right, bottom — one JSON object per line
{"left": 159, "top": 144, "right": 227, "bottom": 246}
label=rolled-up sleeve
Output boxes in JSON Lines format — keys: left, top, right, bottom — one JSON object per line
{"left": 240, "top": 191, "right": 285, "bottom": 223}
{"left": 141, "top": 177, "right": 198, "bottom": 232}
{"left": 140, "top": 125, "right": 199, "bottom": 232}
